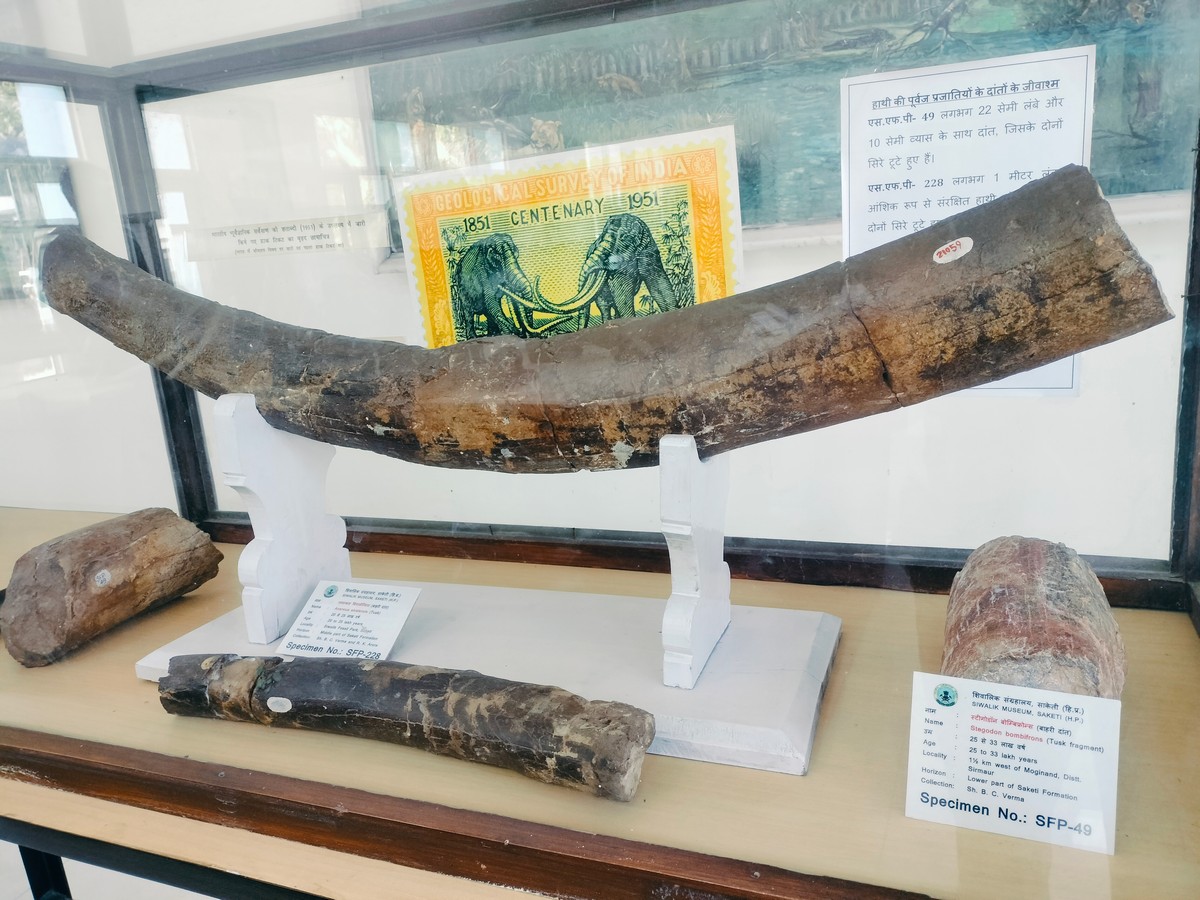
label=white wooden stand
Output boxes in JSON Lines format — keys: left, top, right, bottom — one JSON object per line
{"left": 140, "top": 394, "right": 840, "bottom": 774}
{"left": 659, "top": 435, "right": 731, "bottom": 689}
{"left": 213, "top": 394, "right": 350, "bottom": 643}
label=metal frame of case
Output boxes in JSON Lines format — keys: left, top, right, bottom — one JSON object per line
{"left": 3, "top": 0, "right": 1198, "bottom": 625}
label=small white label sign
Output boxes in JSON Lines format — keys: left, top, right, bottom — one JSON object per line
{"left": 278, "top": 580, "right": 419, "bottom": 661}
{"left": 906, "top": 672, "right": 1120, "bottom": 854}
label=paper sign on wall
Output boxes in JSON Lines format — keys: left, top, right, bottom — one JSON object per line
{"left": 185, "top": 211, "right": 391, "bottom": 261}
{"left": 841, "top": 47, "right": 1096, "bottom": 392}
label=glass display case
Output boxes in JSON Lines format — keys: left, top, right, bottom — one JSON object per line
{"left": 4, "top": 0, "right": 1198, "bottom": 609}
{"left": 1, "top": 3, "right": 1199, "bottom": 897}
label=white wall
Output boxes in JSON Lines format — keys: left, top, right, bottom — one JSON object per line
{"left": 2, "top": 67, "right": 1190, "bottom": 561}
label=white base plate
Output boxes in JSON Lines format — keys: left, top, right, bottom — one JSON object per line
{"left": 137, "top": 583, "right": 840, "bottom": 775}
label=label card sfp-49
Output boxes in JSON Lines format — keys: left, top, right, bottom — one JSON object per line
{"left": 906, "top": 671, "right": 1120, "bottom": 854}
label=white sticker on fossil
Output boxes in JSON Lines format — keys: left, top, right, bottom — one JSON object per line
{"left": 933, "top": 237, "right": 973, "bottom": 264}
{"left": 266, "top": 696, "right": 293, "bottom": 713}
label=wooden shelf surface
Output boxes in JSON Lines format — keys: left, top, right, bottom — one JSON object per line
{"left": 1, "top": 508, "right": 1198, "bottom": 898}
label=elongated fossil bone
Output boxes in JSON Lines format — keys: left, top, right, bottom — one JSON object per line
{"left": 159, "top": 654, "right": 656, "bottom": 800}
{"left": 41, "top": 166, "right": 1170, "bottom": 474}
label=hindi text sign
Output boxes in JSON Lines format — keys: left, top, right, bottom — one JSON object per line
{"left": 842, "top": 48, "right": 1095, "bottom": 392}
{"left": 279, "top": 580, "right": 420, "bottom": 661}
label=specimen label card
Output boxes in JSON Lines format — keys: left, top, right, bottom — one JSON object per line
{"left": 395, "top": 127, "right": 742, "bottom": 347}
{"left": 906, "top": 672, "right": 1120, "bottom": 854}
{"left": 279, "top": 580, "right": 420, "bottom": 661}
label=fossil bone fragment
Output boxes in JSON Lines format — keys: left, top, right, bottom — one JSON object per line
{"left": 1, "top": 508, "right": 222, "bottom": 666}
{"left": 941, "top": 536, "right": 1126, "bottom": 699}
{"left": 41, "top": 165, "right": 1170, "bottom": 474}
{"left": 159, "top": 653, "right": 656, "bottom": 800}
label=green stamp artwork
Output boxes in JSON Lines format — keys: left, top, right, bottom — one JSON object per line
{"left": 442, "top": 202, "right": 693, "bottom": 340}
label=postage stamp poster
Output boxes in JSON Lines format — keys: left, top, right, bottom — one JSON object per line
{"left": 395, "top": 127, "right": 742, "bottom": 347}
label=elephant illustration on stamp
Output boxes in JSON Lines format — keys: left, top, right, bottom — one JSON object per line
{"left": 447, "top": 211, "right": 692, "bottom": 341}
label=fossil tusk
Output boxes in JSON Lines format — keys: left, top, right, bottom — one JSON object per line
{"left": 41, "top": 166, "right": 1171, "bottom": 474}
{"left": 159, "top": 654, "right": 655, "bottom": 800}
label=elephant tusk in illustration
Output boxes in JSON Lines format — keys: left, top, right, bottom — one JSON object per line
{"left": 40, "top": 166, "right": 1172, "bottom": 474}
{"left": 454, "top": 233, "right": 541, "bottom": 339}
{"left": 533, "top": 268, "right": 608, "bottom": 315}
{"left": 579, "top": 213, "right": 682, "bottom": 318}
{"left": 502, "top": 269, "right": 608, "bottom": 318}
{"left": 497, "top": 285, "right": 581, "bottom": 336}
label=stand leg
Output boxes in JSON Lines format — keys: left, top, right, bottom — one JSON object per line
{"left": 19, "top": 846, "right": 71, "bottom": 900}
{"left": 660, "top": 435, "right": 731, "bottom": 689}
{"left": 214, "top": 394, "right": 350, "bottom": 643}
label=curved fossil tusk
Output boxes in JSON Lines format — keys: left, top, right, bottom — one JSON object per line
{"left": 40, "top": 166, "right": 1171, "bottom": 474}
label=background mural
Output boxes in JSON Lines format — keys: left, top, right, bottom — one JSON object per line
{"left": 370, "top": 0, "right": 1199, "bottom": 232}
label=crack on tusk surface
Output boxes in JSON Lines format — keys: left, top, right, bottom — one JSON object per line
{"left": 844, "top": 267, "right": 902, "bottom": 409}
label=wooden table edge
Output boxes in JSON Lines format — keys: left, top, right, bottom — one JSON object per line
{"left": 0, "top": 724, "right": 924, "bottom": 899}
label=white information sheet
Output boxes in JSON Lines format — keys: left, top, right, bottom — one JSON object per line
{"left": 278, "top": 580, "right": 420, "bottom": 661}
{"left": 906, "top": 672, "right": 1121, "bottom": 854}
{"left": 841, "top": 47, "right": 1096, "bottom": 391}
